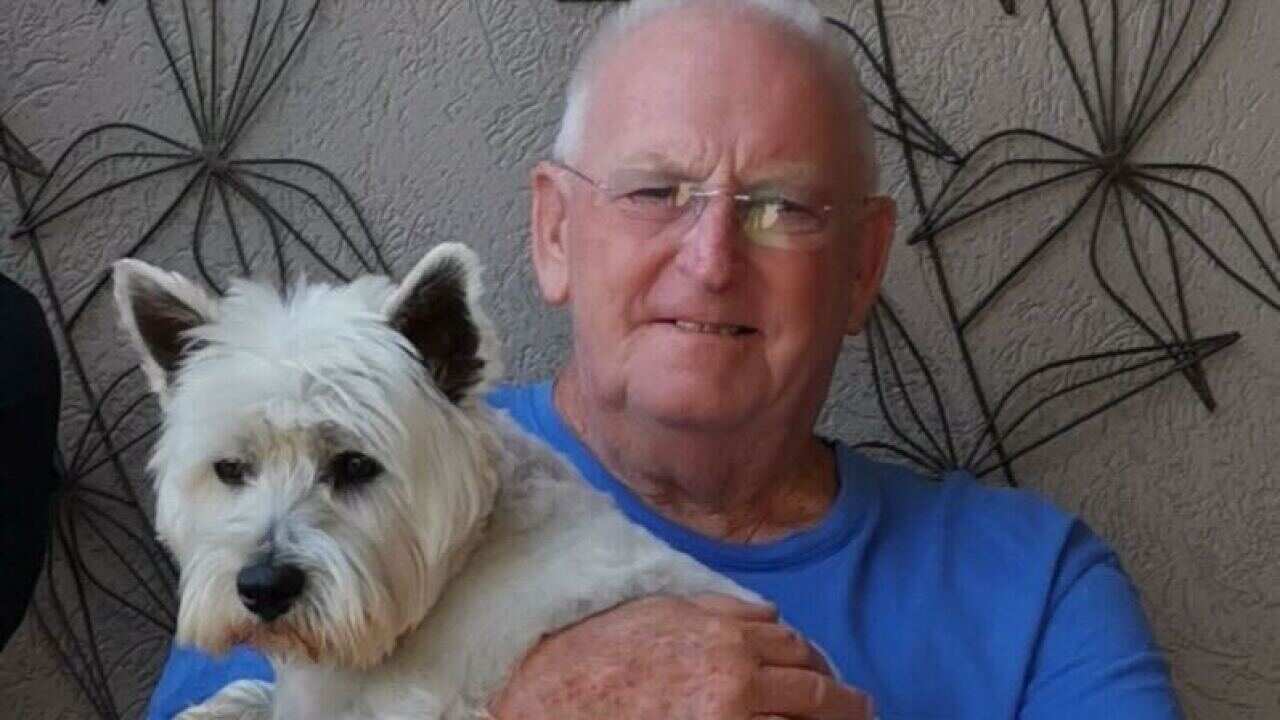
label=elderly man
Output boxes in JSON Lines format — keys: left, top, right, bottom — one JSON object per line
{"left": 147, "top": 1, "right": 1180, "bottom": 718}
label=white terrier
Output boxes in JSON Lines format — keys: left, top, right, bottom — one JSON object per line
{"left": 113, "top": 243, "right": 750, "bottom": 719}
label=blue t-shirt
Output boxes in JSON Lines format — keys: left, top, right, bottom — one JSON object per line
{"left": 147, "top": 382, "right": 1179, "bottom": 720}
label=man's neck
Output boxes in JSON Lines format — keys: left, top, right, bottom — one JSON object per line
{"left": 553, "top": 371, "right": 837, "bottom": 543}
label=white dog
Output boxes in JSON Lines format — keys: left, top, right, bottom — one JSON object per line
{"left": 113, "top": 243, "right": 750, "bottom": 719}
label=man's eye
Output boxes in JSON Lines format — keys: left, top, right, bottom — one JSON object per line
{"left": 213, "top": 459, "right": 250, "bottom": 487}
{"left": 622, "top": 186, "right": 678, "bottom": 204}
{"left": 771, "top": 196, "right": 819, "bottom": 214}
{"left": 328, "top": 451, "right": 383, "bottom": 491}
{"left": 749, "top": 199, "right": 820, "bottom": 231}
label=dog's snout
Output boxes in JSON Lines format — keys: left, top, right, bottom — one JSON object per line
{"left": 236, "top": 562, "right": 306, "bottom": 622}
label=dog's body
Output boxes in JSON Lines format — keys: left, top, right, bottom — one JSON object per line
{"left": 114, "top": 244, "right": 749, "bottom": 720}
{"left": 183, "top": 409, "right": 742, "bottom": 719}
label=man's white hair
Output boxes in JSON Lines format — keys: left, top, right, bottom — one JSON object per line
{"left": 552, "top": 0, "right": 879, "bottom": 191}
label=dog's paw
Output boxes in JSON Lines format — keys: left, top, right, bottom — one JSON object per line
{"left": 174, "top": 679, "right": 274, "bottom": 720}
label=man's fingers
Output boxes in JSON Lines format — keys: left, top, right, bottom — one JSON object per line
{"left": 687, "top": 593, "right": 778, "bottom": 621}
{"left": 744, "top": 622, "right": 830, "bottom": 673}
{"left": 751, "top": 667, "right": 872, "bottom": 720}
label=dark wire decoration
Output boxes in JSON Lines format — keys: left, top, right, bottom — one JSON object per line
{"left": 0, "top": 119, "right": 49, "bottom": 180}
{"left": 4, "top": 1, "right": 389, "bottom": 716}
{"left": 5, "top": 122, "right": 171, "bottom": 720}
{"left": 829, "top": 0, "right": 1266, "bottom": 485}
{"left": 0, "top": 0, "right": 1274, "bottom": 715}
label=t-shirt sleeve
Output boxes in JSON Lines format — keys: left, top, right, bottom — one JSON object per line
{"left": 1018, "top": 523, "right": 1182, "bottom": 720}
{"left": 145, "top": 644, "right": 273, "bottom": 720}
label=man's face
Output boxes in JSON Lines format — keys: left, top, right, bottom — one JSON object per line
{"left": 533, "top": 9, "right": 894, "bottom": 433}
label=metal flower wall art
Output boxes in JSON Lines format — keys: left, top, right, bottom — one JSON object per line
{"left": 0, "top": 0, "right": 1275, "bottom": 716}
{"left": 5, "top": 1, "right": 387, "bottom": 716}
{"left": 829, "top": 0, "right": 1272, "bottom": 485}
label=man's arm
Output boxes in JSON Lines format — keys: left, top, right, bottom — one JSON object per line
{"left": 1018, "top": 524, "right": 1182, "bottom": 719}
{"left": 146, "top": 644, "right": 273, "bottom": 720}
{"left": 490, "top": 594, "right": 872, "bottom": 720}
{"left": 146, "top": 598, "right": 858, "bottom": 720}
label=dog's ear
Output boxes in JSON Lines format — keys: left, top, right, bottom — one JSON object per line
{"left": 384, "top": 243, "right": 502, "bottom": 405}
{"left": 112, "top": 259, "right": 216, "bottom": 396}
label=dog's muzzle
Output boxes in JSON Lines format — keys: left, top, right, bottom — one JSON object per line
{"left": 236, "top": 561, "right": 306, "bottom": 622}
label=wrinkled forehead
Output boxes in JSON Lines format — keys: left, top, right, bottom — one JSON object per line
{"left": 580, "top": 8, "right": 859, "bottom": 184}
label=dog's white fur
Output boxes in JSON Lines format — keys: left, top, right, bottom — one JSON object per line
{"left": 114, "top": 244, "right": 750, "bottom": 719}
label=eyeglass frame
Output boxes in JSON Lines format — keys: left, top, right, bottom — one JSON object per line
{"left": 548, "top": 160, "right": 867, "bottom": 251}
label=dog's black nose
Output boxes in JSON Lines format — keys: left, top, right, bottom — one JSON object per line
{"left": 236, "top": 562, "right": 305, "bottom": 622}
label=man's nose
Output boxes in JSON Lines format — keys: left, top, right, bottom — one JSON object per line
{"left": 674, "top": 196, "right": 742, "bottom": 291}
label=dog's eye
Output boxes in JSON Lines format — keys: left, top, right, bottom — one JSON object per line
{"left": 213, "top": 459, "right": 250, "bottom": 486}
{"left": 329, "top": 451, "right": 382, "bottom": 489}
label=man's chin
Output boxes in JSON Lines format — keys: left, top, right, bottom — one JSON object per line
{"left": 626, "top": 379, "right": 758, "bottom": 432}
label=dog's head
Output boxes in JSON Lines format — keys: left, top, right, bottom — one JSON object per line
{"left": 113, "top": 243, "right": 502, "bottom": 668}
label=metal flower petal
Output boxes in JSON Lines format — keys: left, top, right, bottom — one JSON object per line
{"left": 857, "top": 297, "right": 961, "bottom": 476}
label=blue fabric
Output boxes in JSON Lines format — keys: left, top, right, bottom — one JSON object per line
{"left": 147, "top": 381, "right": 1179, "bottom": 720}
{"left": 148, "top": 646, "right": 272, "bottom": 720}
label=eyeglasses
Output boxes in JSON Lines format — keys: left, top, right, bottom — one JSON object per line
{"left": 551, "top": 161, "right": 853, "bottom": 251}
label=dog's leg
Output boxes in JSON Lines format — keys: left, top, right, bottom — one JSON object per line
{"left": 173, "top": 679, "right": 274, "bottom": 720}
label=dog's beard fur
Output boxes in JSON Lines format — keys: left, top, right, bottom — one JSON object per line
{"left": 174, "top": 495, "right": 419, "bottom": 668}
{"left": 115, "top": 244, "right": 502, "bottom": 671}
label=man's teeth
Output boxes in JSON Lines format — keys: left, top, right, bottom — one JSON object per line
{"left": 673, "top": 320, "right": 749, "bottom": 336}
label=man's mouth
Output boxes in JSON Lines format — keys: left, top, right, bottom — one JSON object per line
{"left": 665, "top": 319, "right": 757, "bottom": 337}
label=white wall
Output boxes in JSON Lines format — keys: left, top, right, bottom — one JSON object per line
{"left": 1, "top": 1, "right": 1277, "bottom": 717}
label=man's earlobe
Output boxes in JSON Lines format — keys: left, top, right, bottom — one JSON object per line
{"left": 385, "top": 242, "right": 503, "bottom": 405}
{"left": 112, "top": 260, "right": 217, "bottom": 396}
{"left": 530, "top": 163, "right": 571, "bottom": 306}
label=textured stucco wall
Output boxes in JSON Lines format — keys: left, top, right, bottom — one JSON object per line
{"left": 2, "top": 1, "right": 1278, "bottom": 717}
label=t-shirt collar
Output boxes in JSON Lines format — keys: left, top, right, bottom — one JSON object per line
{"left": 524, "top": 380, "right": 881, "bottom": 571}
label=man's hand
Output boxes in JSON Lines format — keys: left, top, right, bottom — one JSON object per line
{"left": 488, "top": 594, "right": 872, "bottom": 720}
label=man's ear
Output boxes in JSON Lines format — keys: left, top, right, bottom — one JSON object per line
{"left": 846, "top": 196, "right": 897, "bottom": 336}
{"left": 112, "top": 259, "right": 217, "bottom": 396}
{"left": 384, "top": 242, "right": 503, "bottom": 406}
{"left": 530, "top": 161, "right": 571, "bottom": 306}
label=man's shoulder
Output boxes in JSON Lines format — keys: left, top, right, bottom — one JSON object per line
{"left": 840, "top": 449, "right": 1140, "bottom": 686}
{"left": 485, "top": 382, "right": 541, "bottom": 414}
{"left": 484, "top": 381, "right": 555, "bottom": 443}
{"left": 849, "top": 446, "right": 1071, "bottom": 520}
{"left": 842, "top": 447, "right": 1104, "bottom": 583}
